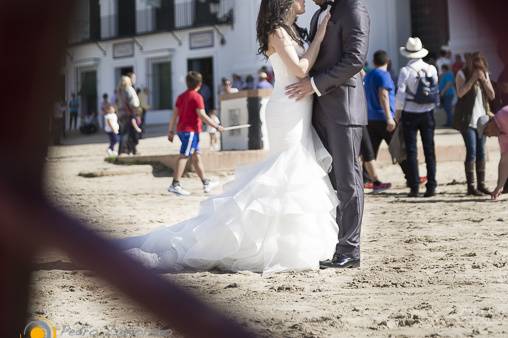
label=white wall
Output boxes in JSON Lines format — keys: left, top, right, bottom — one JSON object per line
{"left": 363, "top": 0, "right": 411, "bottom": 72}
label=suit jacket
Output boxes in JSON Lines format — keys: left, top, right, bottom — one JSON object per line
{"left": 309, "top": 0, "right": 370, "bottom": 126}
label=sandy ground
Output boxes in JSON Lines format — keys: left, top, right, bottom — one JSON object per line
{"left": 30, "top": 126, "right": 508, "bottom": 337}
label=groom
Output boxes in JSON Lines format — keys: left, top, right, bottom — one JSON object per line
{"left": 286, "top": 0, "right": 370, "bottom": 268}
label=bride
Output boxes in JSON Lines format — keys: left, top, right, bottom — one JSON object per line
{"left": 119, "top": 0, "right": 336, "bottom": 275}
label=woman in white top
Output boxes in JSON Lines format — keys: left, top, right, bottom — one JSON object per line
{"left": 455, "top": 52, "right": 496, "bottom": 195}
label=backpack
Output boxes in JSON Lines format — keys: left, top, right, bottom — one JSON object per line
{"left": 407, "top": 65, "right": 439, "bottom": 105}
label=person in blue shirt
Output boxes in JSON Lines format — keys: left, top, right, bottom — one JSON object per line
{"left": 364, "top": 50, "right": 409, "bottom": 187}
{"left": 439, "top": 64, "right": 457, "bottom": 127}
{"left": 256, "top": 72, "right": 273, "bottom": 89}
{"left": 365, "top": 50, "right": 397, "bottom": 131}
{"left": 243, "top": 75, "right": 256, "bottom": 90}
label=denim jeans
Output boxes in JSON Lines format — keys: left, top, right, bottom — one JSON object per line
{"left": 107, "top": 132, "right": 118, "bottom": 151}
{"left": 461, "top": 127, "right": 486, "bottom": 162}
{"left": 69, "top": 112, "right": 78, "bottom": 130}
{"left": 402, "top": 110, "right": 437, "bottom": 191}
{"left": 441, "top": 95, "right": 455, "bottom": 126}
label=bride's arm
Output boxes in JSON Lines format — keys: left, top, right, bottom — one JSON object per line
{"left": 269, "top": 16, "right": 330, "bottom": 79}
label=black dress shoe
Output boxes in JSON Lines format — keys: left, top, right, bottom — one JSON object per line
{"left": 320, "top": 254, "right": 360, "bottom": 269}
{"left": 423, "top": 189, "right": 436, "bottom": 198}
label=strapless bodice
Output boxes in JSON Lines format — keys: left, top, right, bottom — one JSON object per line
{"left": 268, "top": 45, "right": 306, "bottom": 97}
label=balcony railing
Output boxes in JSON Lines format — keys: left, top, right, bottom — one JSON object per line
{"left": 175, "top": 0, "right": 234, "bottom": 29}
{"left": 137, "top": 0, "right": 234, "bottom": 35}
{"left": 68, "top": 0, "right": 101, "bottom": 44}
{"left": 69, "top": 0, "right": 234, "bottom": 43}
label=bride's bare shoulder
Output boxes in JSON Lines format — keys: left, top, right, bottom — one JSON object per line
{"left": 268, "top": 28, "right": 293, "bottom": 48}
{"left": 269, "top": 27, "right": 287, "bottom": 41}
{"left": 267, "top": 28, "right": 294, "bottom": 56}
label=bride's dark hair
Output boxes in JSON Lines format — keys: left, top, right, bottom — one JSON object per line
{"left": 256, "top": 0, "right": 308, "bottom": 58}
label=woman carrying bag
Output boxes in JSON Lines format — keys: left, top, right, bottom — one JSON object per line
{"left": 453, "top": 52, "right": 496, "bottom": 196}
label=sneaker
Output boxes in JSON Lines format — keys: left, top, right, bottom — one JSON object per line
{"left": 364, "top": 182, "right": 374, "bottom": 190}
{"left": 203, "top": 179, "right": 219, "bottom": 194}
{"left": 107, "top": 148, "right": 115, "bottom": 157}
{"left": 373, "top": 182, "right": 392, "bottom": 193}
{"left": 168, "top": 184, "right": 191, "bottom": 196}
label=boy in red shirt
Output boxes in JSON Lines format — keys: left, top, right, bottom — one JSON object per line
{"left": 167, "top": 71, "right": 224, "bottom": 196}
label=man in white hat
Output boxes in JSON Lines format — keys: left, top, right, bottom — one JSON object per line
{"left": 395, "top": 37, "right": 439, "bottom": 198}
{"left": 477, "top": 106, "right": 508, "bottom": 200}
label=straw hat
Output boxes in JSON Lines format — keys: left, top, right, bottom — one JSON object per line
{"left": 400, "top": 37, "right": 429, "bottom": 59}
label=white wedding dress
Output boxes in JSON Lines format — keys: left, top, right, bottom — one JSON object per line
{"left": 120, "top": 44, "right": 339, "bottom": 275}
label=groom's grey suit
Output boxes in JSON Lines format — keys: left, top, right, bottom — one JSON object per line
{"left": 309, "top": 0, "right": 370, "bottom": 258}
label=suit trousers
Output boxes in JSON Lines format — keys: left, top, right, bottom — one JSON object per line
{"left": 313, "top": 116, "right": 364, "bottom": 258}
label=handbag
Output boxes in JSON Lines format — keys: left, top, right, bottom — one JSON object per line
{"left": 388, "top": 124, "right": 406, "bottom": 165}
{"left": 452, "top": 96, "right": 472, "bottom": 132}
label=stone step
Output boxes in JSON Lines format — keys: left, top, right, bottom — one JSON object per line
{"left": 113, "top": 143, "right": 499, "bottom": 173}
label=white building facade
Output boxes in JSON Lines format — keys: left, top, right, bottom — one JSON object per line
{"left": 64, "top": 0, "right": 500, "bottom": 128}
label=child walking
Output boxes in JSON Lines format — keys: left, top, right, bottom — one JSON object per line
{"left": 208, "top": 109, "right": 221, "bottom": 151}
{"left": 167, "top": 71, "right": 224, "bottom": 196}
{"left": 104, "top": 104, "right": 119, "bottom": 157}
